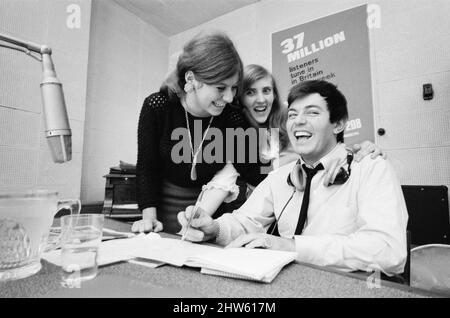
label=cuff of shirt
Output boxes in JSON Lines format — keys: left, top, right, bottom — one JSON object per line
{"left": 202, "top": 183, "right": 239, "bottom": 203}
{"left": 215, "top": 218, "right": 231, "bottom": 246}
{"left": 294, "top": 235, "right": 321, "bottom": 264}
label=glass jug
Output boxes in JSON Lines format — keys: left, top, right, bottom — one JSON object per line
{"left": 0, "top": 190, "right": 80, "bottom": 281}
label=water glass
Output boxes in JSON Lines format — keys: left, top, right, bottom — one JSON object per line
{"left": 60, "top": 214, "right": 104, "bottom": 287}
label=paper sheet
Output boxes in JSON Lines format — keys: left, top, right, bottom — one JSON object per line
{"left": 128, "top": 258, "right": 165, "bottom": 268}
{"left": 42, "top": 232, "right": 161, "bottom": 267}
{"left": 129, "top": 237, "right": 220, "bottom": 267}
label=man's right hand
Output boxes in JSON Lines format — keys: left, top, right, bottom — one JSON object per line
{"left": 177, "top": 206, "right": 219, "bottom": 242}
{"left": 131, "top": 207, "right": 163, "bottom": 233}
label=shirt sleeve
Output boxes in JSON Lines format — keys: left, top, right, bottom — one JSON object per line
{"left": 202, "top": 161, "right": 240, "bottom": 203}
{"left": 136, "top": 93, "right": 165, "bottom": 210}
{"left": 215, "top": 175, "right": 276, "bottom": 245}
{"left": 294, "top": 157, "right": 409, "bottom": 276}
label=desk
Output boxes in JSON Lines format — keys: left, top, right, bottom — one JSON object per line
{"left": 0, "top": 218, "right": 444, "bottom": 298}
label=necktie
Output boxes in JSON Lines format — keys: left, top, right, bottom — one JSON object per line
{"left": 294, "top": 163, "right": 324, "bottom": 235}
{"left": 268, "top": 162, "right": 324, "bottom": 237}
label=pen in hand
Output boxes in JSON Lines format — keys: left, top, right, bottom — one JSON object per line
{"left": 181, "top": 190, "right": 204, "bottom": 241}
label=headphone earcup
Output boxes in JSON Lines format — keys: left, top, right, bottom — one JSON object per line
{"left": 287, "top": 163, "right": 305, "bottom": 191}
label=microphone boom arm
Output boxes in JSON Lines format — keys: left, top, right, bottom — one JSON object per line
{"left": 0, "top": 32, "right": 72, "bottom": 163}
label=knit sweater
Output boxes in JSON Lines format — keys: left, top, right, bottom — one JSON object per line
{"left": 136, "top": 91, "right": 267, "bottom": 211}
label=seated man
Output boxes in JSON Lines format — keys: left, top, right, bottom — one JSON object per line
{"left": 178, "top": 80, "right": 408, "bottom": 276}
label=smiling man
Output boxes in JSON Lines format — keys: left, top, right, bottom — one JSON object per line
{"left": 179, "top": 80, "right": 408, "bottom": 276}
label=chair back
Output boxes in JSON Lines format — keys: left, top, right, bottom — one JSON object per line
{"left": 401, "top": 185, "right": 450, "bottom": 245}
{"left": 410, "top": 244, "right": 450, "bottom": 295}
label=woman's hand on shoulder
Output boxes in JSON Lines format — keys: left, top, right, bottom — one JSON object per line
{"left": 352, "top": 140, "right": 386, "bottom": 162}
{"left": 324, "top": 141, "right": 385, "bottom": 186}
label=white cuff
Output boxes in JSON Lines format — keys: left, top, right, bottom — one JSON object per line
{"left": 202, "top": 183, "right": 240, "bottom": 203}
{"left": 294, "top": 235, "right": 319, "bottom": 264}
{"left": 215, "top": 218, "right": 231, "bottom": 246}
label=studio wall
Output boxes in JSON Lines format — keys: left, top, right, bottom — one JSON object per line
{"left": 0, "top": 0, "right": 91, "bottom": 199}
{"left": 81, "top": 0, "right": 169, "bottom": 204}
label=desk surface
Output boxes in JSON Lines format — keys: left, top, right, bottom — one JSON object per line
{"left": 0, "top": 218, "right": 444, "bottom": 298}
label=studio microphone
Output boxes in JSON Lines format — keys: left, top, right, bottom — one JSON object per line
{"left": 0, "top": 32, "right": 72, "bottom": 163}
{"left": 40, "top": 49, "right": 72, "bottom": 163}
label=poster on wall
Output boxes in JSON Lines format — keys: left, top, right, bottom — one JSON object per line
{"left": 271, "top": 5, "right": 374, "bottom": 144}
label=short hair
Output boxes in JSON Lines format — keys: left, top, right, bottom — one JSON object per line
{"left": 161, "top": 31, "right": 243, "bottom": 99}
{"left": 287, "top": 80, "right": 348, "bottom": 142}
{"left": 238, "top": 64, "right": 290, "bottom": 151}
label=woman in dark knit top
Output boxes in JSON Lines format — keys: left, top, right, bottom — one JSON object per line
{"left": 132, "top": 31, "right": 266, "bottom": 234}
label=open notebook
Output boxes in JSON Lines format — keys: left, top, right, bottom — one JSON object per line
{"left": 43, "top": 233, "right": 297, "bottom": 283}
{"left": 185, "top": 248, "right": 298, "bottom": 283}
{"left": 125, "top": 236, "right": 297, "bottom": 283}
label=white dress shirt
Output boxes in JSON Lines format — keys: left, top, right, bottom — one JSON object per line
{"left": 215, "top": 143, "right": 409, "bottom": 276}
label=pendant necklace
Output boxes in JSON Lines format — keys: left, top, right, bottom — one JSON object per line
{"left": 184, "top": 109, "right": 213, "bottom": 181}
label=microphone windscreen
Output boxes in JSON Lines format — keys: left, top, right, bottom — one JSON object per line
{"left": 47, "top": 135, "right": 72, "bottom": 163}
{"left": 41, "top": 80, "right": 72, "bottom": 163}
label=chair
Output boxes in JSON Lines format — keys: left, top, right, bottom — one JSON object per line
{"left": 401, "top": 185, "right": 450, "bottom": 246}
{"left": 410, "top": 244, "right": 450, "bottom": 295}
{"left": 389, "top": 185, "right": 450, "bottom": 288}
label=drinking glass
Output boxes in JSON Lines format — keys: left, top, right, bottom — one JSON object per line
{"left": 60, "top": 213, "right": 104, "bottom": 287}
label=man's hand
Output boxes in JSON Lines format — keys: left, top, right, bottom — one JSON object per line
{"left": 352, "top": 141, "right": 386, "bottom": 162}
{"left": 131, "top": 207, "right": 163, "bottom": 233}
{"left": 177, "top": 206, "right": 219, "bottom": 242}
{"left": 227, "top": 233, "right": 296, "bottom": 252}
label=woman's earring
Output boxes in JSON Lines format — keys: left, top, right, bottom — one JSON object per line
{"left": 184, "top": 82, "right": 194, "bottom": 93}
{"left": 193, "top": 81, "right": 202, "bottom": 90}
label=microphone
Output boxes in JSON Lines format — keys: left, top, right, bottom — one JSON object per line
{"left": 40, "top": 51, "right": 72, "bottom": 163}
{"left": 0, "top": 32, "right": 72, "bottom": 163}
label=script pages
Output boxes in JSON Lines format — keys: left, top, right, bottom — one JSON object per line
{"left": 129, "top": 236, "right": 297, "bottom": 283}
{"left": 43, "top": 232, "right": 298, "bottom": 283}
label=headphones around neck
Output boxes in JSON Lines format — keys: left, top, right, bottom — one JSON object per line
{"left": 270, "top": 152, "right": 354, "bottom": 237}
{"left": 287, "top": 152, "right": 354, "bottom": 191}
